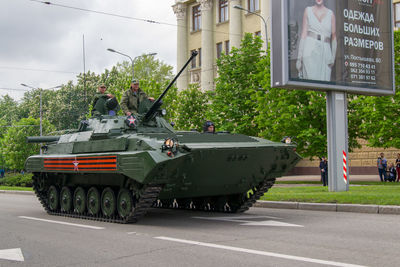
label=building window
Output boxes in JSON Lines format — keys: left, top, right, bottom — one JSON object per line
{"left": 225, "top": 40, "right": 230, "bottom": 55}
{"left": 198, "top": 48, "right": 202, "bottom": 67}
{"left": 219, "top": 0, "right": 228, "bottom": 23}
{"left": 191, "top": 49, "right": 197, "bottom": 68}
{"left": 193, "top": 5, "right": 201, "bottom": 31}
{"left": 248, "top": 0, "right": 259, "bottom": 12}
{"left": 395, "top": 3, "right": 400, "bottom": 28}
{"left": 216, "top": 42, "right": 223, "bottom": 59}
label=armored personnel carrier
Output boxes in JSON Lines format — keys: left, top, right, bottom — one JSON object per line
{"left": 25, "top": 52, "right": 301, "bottom": 223}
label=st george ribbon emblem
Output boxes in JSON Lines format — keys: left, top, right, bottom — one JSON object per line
{"left": 72, "top": 158, "right": 79, "bottom": 171}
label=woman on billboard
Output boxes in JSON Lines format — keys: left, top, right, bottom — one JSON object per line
{"left": 296, "top": 0, "right": 337, "bottom": 81}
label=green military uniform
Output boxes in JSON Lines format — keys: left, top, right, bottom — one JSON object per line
{"left": 91, "top": 92, "right": 109, "bottom": 116}
{"left": 92, "top": 92, "right": 120, "bottom": 116}
{"left": 120, "top": 88, "right": 148, "bottom": 115}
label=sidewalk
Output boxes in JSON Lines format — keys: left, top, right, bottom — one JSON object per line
{"left": 263, "top": 174, "right": 400, "bottom": 215}
{"left": 254, "top": 201, "right": 400, "bottom": 215}
{"left": 279, "top": 174, "right": 378, "bottom": 182}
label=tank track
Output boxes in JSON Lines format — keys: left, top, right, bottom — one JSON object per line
{"left": 235, "top": 176, "right": 276, "bottom": 213}
{"left": 157, "top": 176, "right": 276, "bottom": 213}
{"left": 32, "top": 173, "right": 162, "bottom": 224}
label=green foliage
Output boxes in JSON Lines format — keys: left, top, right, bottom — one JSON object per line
{"left": 0, "top": 117, "right": 55, "bottom": 170}
{"left": 256, "top": 87, "right": 328, "bottom": 158}
{"left": 46, "top": 81, "right": 90, "bottom": 130}
{"left": 0, "top": 173, "right": 33, "bottom": 187}
{"left": 170, "top": 84, "right": 209, "bottom": 131}
{"left": 139, "top": 79, "right": 178, "bottom": 121}
{"left": 350, "top": 31, "right": 400, "bottom": 148}
{"left": 209, "top": 34, "right": 265, "bottom": 136}
{"left": 0, "top": 95, "right": 19, "bottom": 125}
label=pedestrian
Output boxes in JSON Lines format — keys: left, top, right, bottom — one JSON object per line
{"left": 319, "top": 156, "right": 328, "bottom": 186}
{"left": 396, "top": 153, "right": 400, "bottom": 182}
{"left": 120, "top": 80, "right": 154, "bottom": 116}
{"left": 377, "top": 152, "right": 387, "bottom": 182}
{"left": 387, "top": 163, "right": 397, "bottom": 182}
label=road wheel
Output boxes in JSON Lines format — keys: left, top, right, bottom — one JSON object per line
{"left": 60, "top": 186, "right": 72, "bottom": 212}
{"left": 73, "top": 187, "right": 86, "bottom": 214}
{"left": 48, "top": 185, "right": 59, "bottom": 211}
{"left": 87, "top": 187, "right": 100, "bottom": 216}
{"left": 117, "top": 189, "right": 133, "bottom": 218}
{"left": 215, "top": 196, "right": 230, "bottom": 212}
{"left": 101, "top": 187, "right": 116, "bottom": 217}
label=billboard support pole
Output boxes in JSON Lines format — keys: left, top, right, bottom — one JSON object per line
{"left": 326, "top": 91, "right": 349, "bottom": 192}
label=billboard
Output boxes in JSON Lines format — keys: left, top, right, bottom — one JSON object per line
{"left": 271, "top": 0, "right": 395, "bottom": 95}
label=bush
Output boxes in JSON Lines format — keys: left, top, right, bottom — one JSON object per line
{"left": 0, "top": 173, "right": 33, "bottom": 187}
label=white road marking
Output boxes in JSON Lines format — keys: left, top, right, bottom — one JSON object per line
{"left": 0, "top": 248, "right": 24, "bottom": 262}
{"left": 154, "top": 236, "right": 366, "bottom": 267}
{"left": 240, "top": 220, "right": 303, "bottom": 227}
{"left": 193, "top": 215, "right": 280, "bottom": 220}
{"left": 193, "top": 215, "right": 303, "bottom": 227}
{"left": 19, "top": 216, "right": 105, "bottom": 230}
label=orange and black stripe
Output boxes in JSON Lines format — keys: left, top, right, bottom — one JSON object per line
{"left": 44, "top": 156, "right": 117, "bottom": 171}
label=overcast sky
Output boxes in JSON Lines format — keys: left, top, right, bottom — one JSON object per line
{"left": 0, "top": 0, "right": 177, "bottom": 100}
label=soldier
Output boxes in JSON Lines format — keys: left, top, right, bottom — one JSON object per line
{"left": 120, "top": 80, "right": 154, "bottom": 116}
{"left": 203, "top": 121, "right": 215, "bottom": 133}
{"left": 92, "top": 84, "right": 118, "bottom": 116}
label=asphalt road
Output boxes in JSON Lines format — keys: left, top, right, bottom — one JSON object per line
{"left": 0, "top": 193, "right": 399, "bottom": 267}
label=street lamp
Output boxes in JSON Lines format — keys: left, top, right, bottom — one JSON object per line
{"left": 20, "top": 83, "right": 62, "bottom": 154}
{"left": 107, "top": 48, "right": 157, "bottom": 80}
{"left": 234, "top": 5, "right": 269, "bottom": 55}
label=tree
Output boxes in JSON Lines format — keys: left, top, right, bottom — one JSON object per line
{"left": 0, "top": 117, "right": 55, "bottom": 170}
{"left": 255, "top": 87, "right": 328, "bottom": 158}
{"left": 45, "top": 81, "right": 89, "bottom": 130}
{"left": 209, "top": 33, "right": 265, "bottom": 136}
{"left": 0, "top": 95, "right": 19, "bottom": 124}
{"left": 351, "top": 31, "right": 400, "bottom": 148}
{"left": 170, "top": 84, "right": 209, "bottom": 131}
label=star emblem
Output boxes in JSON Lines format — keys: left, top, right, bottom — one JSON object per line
{"left": 72, "top": 158, "right": 79, "bottom": 171}
{"left": 127, "top": 115, "right": 136, "bottom": 127}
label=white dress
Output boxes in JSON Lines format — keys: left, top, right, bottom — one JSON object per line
{"left": 301, "top": 7, "right": 333, "bottom": 81}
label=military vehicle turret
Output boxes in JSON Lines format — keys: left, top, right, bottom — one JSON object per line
{"left": 25, "top": 52, "right": 301, "bottom": 223}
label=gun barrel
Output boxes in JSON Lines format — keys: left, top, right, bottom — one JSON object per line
{"left": 27, "top": 136, "right": 60, "bottom": 143}
{"left": 144, "top": 51, "right": 198, "bottom": 121}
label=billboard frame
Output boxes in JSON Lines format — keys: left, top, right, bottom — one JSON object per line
{"left": 271, "top": 0, "right": 395, "bottom": 96}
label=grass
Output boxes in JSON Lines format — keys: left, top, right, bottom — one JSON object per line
{"left": 0, "top": 186, "right": 33, "bottom": 191}
{"left": 275, "top": 181, "right": 388, "bottom": 185}
{"left": 262, "top": 184, "right": 400, "bottom": 205}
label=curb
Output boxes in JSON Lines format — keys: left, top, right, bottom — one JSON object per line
{"left": 254, "top": 200, "right": 400, "bottom": 215}
{"left": 0, "top": 190, "right": 34, "bottom": 195}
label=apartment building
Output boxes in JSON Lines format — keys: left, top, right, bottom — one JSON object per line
{"left": 172, "top": 0, "right": 268, "bottom": 91}
{"left": 395, "top": 0, "right": 400, "bottom": 29}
